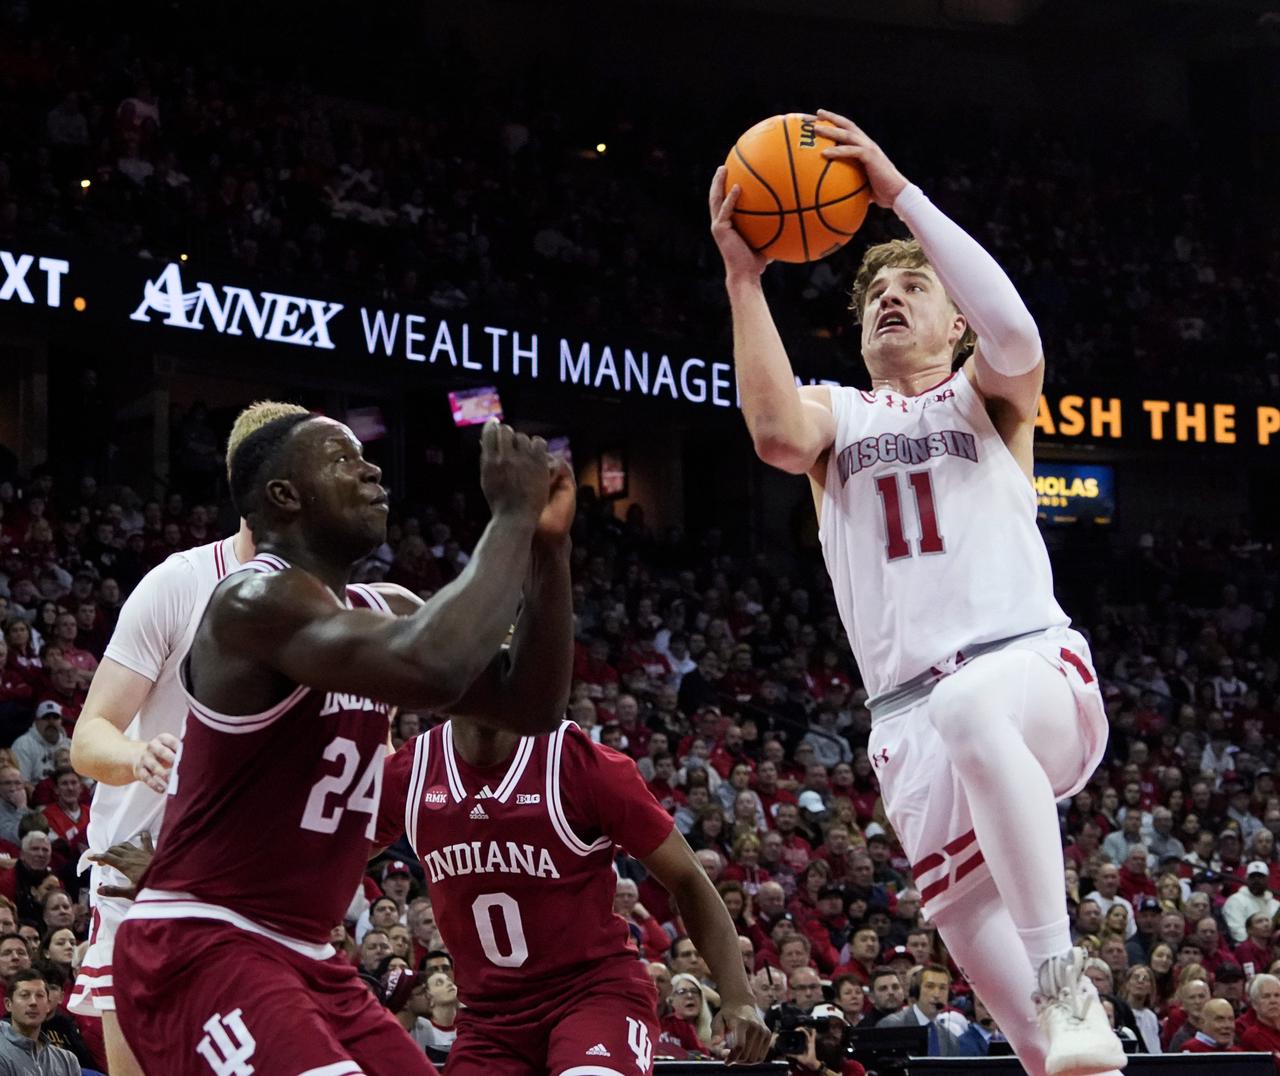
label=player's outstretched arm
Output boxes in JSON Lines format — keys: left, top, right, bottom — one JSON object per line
{"left": 814, "top": 109, "right": 1044, "bottom": 419}
{"left": 448, "top": 459, "right": 575, "bottom": 735}
{"left": 709, "top": 169, "right": 836, "bottom": 475}
{"left": 207, "top": 422, "right": 552, "bottom": 711}
{"left": 643, "top": 830, "right": 772, "bottom": 1063}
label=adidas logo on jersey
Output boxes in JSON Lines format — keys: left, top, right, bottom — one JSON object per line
{"left": 586, "top": 1044, "right": 611, "bottom": 1057}
{"left": 475, "top": 786, "right": 494, "bottom": 799}
{"left": 469, "top": 803, "right": 488, "bottom": 820}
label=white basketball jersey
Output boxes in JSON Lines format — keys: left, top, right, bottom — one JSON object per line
{"left": 818, "top": 370, "right": 1067, "bottom": 699}
{"left": 82, "top": 536, "right": 241, "bottom": 860}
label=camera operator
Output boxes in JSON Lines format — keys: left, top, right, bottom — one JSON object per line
{"left": 776, "top": 1010, "right": 867, "bottom": 1076}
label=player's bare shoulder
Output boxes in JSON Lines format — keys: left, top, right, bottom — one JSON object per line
{"left": 203, "top": 566, "right": 334, "bottom": 647}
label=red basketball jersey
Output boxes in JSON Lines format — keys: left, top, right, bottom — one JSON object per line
{"left": 377, "top": 720, "right": 674, "bottom": 1013}
{"left": 135, "top": 555, "right": 396, "bottom": 947}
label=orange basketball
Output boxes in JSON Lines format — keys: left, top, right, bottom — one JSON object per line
{"left": 724, "top": 113, "right": 871, "bottom": 263}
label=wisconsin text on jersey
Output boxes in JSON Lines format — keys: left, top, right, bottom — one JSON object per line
{"left": 421, "top": 840, "right": 560, "bottom": 884}
{"left": 836, "top": 429, "right": 978, "bottom": 485}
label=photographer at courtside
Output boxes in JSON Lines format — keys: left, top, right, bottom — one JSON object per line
{"left": 767, "top": 1001, "right": 866, "bottom": 1076}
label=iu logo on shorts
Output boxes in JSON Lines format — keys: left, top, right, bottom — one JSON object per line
{"left": 626, "top": 1016, "right": 653, "bottom": 1072}
{"left": 196, "top": 1009, "right": 257, "bottom": 1076}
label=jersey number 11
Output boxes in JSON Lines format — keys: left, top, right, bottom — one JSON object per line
{"left": 875, "top": 470, "right": 944, "bottom": 560}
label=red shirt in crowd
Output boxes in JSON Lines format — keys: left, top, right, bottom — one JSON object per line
{"left": 1179, "top": 1034, "right": 1241, "bottom": 1053}
{"left": 1237, "top": 1019, "right": 1280, "bottom": 1063}
{"left": 1236, "top": 939, "right": 1272, "bottom": 977}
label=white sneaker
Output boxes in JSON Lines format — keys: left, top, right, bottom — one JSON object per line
{"left": 1034, "top": 949, "right": 1128, "bottom": 1076}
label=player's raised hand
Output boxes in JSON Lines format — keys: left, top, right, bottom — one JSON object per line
{"left": 709, "top": 166, "right": 770, "bottom": 280}
{"left": 535, "top": 458, "right": 576, "bottom": 545}
{"left": 810, "top": 109, "right": 909, "bottom": 208}
{"left": 480, "top": 420, "right": 551, "bottom": 523}
{"left": 714, "top": 1000, "right": 772, "bottom": 1065}
{"left": 90, "top": 832, "right": 155, "bottom": 899}
{"left": 133, "top": 732, "right": 179, "bottom": 794}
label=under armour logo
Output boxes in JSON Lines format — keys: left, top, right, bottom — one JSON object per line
{"left": 872, "top": 748, "right": 890, "bottom": 768}
{"left": 196, "top": 1009, "right": 256, "bottom": 1076}
{"left": 627, "top": 1016, "right": 653, "bottom": 1071}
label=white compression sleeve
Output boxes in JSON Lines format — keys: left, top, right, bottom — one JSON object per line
{"left": 893, "top": 183, "right": 1042, "bottom": 377}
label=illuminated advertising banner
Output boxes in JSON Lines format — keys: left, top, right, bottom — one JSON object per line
{"left": 4, "top": 246, "right": 1279, "bottom": 445}
{"left": 1034, "top": 463, "right": 1115, "bottom": 526}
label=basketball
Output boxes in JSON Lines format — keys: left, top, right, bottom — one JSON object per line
{"left": 724, "top": 112, "right": 871, "bottom": 263}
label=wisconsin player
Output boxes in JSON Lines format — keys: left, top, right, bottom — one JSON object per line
{"left": 113, "top": 415, "right": 563, "bottom": 1076}
{"left": 379, "top": 718, "right": 772, "bottom": 1074}
{"left": 709, "top": 110, "right": 1122, "bottom": 1076}
{"left": 68, "top": 400, "right": 308, "bottom": 1076}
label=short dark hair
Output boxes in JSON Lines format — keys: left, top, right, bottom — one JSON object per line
{"left": 6, "top": 968, "right": 46, "bottom": 993}
{"left": 868, "top": 966, "right": 900, "bottom": 989}
{"left": 0, "top": 933, "right": 26, "bottom": 950}
{"left": 670, "top": 934, "right": 694, "bottom": 956}
{"left": 228, "top": 412, "right": 313, "bottom": 520}
{"left": 33, "top": 960, "right": 66, "bottom": 989}
{"left": 417, "top": 946, "right": 453, "bottom": 972}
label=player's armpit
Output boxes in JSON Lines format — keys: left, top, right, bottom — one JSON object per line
{"left": 70, "top": 659, "right": 157, "bottom": 785}
{"left": 969, "top": 345, "right": 1045, "bottom": 423}
{"left": 368, "top": 582, "right": 424, "bottom": 616}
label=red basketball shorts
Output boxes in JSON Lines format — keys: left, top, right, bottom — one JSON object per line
{"left": 114, "top": 918, "right": 437, "bottom": 1076}
{"left": 445, "top": 962, "right": 659, "bottom": 1076}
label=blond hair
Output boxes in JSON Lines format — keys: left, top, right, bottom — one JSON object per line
{"left": 849, "top": 238, "right": 977, "bottom": 363}
{"left": 226, "top": 401, "right": 310, "bottom": 480}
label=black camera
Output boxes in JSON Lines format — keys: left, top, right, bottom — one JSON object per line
{"left": 764, "top": 1002, "right": 838, "bottom": 1058}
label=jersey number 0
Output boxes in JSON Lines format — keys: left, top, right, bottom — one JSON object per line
{"left": 875, "top": 470, "right": 944, "bottom": 560}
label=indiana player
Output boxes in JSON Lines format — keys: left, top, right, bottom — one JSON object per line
{"left": 376, "top": 729, "right": 772, "bottom": 1073}
{"left": 112, "top": 415, "right": 564, "bottom": 1076}
{"left": 709, "top": 110, "right": 1123, "bottom": 1076}
{"left": 69, "top": 400, "right": 310, "bottom": 1076}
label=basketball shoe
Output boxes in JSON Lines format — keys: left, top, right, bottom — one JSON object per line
{"left": 1034, "top": 948, "right": 1127, "bottom": 1076}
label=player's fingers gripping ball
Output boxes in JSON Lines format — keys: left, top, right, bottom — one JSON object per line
{"left": 724, "top": 112, "right": 871, "bottom": 263}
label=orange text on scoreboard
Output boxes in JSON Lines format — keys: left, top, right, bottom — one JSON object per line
{"left": 1035, "top": 396, "right": 1280, "bottom": 446}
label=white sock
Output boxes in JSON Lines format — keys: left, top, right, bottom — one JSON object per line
{"left": 1017, "top": 918, "right": 1074, "bottom": 973}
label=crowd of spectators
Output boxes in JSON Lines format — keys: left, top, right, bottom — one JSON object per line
{"left": 1, "top": 442, "right": 1280, "bottom": 1067}
{"left": 2, "top": 7, "right": 1278, "bottom": 397}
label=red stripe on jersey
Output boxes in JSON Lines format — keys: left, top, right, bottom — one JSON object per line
{"left": 913, "top": 852, "right": 945, "bottom": 879}
{"left": 954, "top": 849, "right": 985, "bottom": 885}
{"left": 1059, "top": 648, "right": 1094, "bottom": 684}
{"left": 919, "top": 876, "right": 949, "bottom": 903}
{"left": 943, "top": 828, "right": 976, "bottom": 856}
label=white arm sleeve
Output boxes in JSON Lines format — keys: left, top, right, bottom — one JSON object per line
{"left": 102, "top": 554, "right": 199, "bottom": 681}
{"left": 892, "top": 183, "right": 1042, "bottom": 377}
